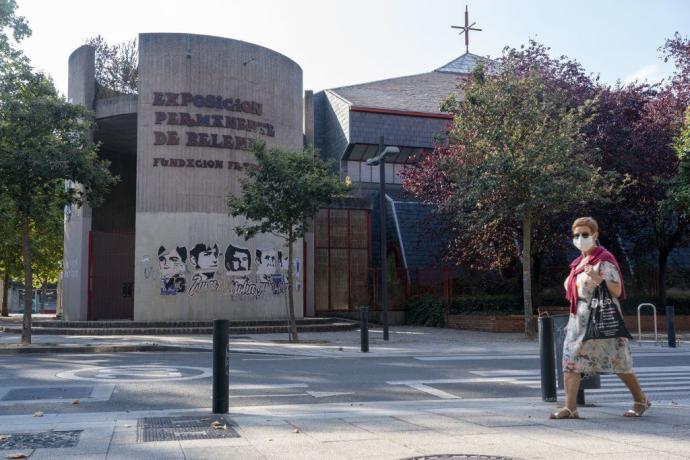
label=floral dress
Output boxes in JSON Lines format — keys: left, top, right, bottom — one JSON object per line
{"left": 562, "top": 261, "right": 633, "bottom": 375}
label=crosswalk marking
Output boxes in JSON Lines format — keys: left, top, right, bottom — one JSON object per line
{"left": 389, "top": 367, "right": 690, "bottom": 400}
{"left": 469, "top": 366, "right": 690, "bottom": 399}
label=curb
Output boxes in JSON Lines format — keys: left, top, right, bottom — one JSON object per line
{"left": 0, "top": 323, "right": 358, "bottom": 336}
{"left": 0, "top": 344, "right": 209, "bottom": 355}
{"left": 0, "top": 344, "right": 308, "bottom": 356}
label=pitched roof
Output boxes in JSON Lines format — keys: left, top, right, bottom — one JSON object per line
{"left": 329, "top": 72, "right": 462, "bottom": 114}
{"left": 435, "top": 52, "right": 497, "bottom": 74}
{"left": 328, "top": 52, "right": 495, "bottom": 114}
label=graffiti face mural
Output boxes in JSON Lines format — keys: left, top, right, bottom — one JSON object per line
{"left": 158, "top": 246, "right": 187, "bottom": 294}
{"left": 256, "top": 248, "right": 279, "bottom": 282}
{"left": 189, "top": 243, "right": 220, "bottom": 279}
{"left": 225, "top": 243, "right": 251, "bottom": 275}
{"left": 155, "top": 241, "right": 296, "bottom": 299}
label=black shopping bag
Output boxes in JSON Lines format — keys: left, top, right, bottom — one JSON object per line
{"left": 583, "top": 283, "right": 633, "bottom": 341}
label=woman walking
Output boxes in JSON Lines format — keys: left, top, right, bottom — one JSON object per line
{"left": 550, "top": 217, "right": 651, "bottom": 419}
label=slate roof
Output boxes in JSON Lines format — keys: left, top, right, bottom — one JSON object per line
{"left": 328, "top": 52, "right": 495, "bottom": 114}
{"left": 435, "top": 52, "right": 498, "bottom": 74}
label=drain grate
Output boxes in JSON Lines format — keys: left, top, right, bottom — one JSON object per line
{"left": 0, "top": 430, "right": 82, "bottom": 450}
{"left": 1, "top": 386, "right": 93, "bottom": 401}
{"left": 403, "top": 456, "right": 519, "bottom": 460}
{"left": 137, "top": 415, "right": 239, "bottom": 442}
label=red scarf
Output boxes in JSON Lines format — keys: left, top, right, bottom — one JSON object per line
{"left": 565, "top": 246, "right": 626, "bottom": 314}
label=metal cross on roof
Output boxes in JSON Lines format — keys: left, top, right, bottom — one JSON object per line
{"left": 451, "top": 5, "right": 482, "bottom": 53}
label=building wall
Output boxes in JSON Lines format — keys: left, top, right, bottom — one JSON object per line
{"left": 62, "top": 45, "right": 95, "bottom": 321}
{"left": 313, "top": 90, "right": 350, "bottom": 170}
{"left": 133, "top": 33, "right": 304, "bottom": 321}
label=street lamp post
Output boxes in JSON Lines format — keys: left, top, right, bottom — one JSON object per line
{"left": 366, "top": 137, "right": 399, "bottom": 341}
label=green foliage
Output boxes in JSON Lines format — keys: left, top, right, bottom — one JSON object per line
{"left": 0, "top": 71, "right": 117, "bottom": 212}
{"left": 0, "top": 66, "right": 117, "bottom": 342}
{"left": 0, "top": 0, "right": 30, "bottom": 64}
{"left": 229, "top": 140, "right": 346, "bottom": 341}
{"left": 228, "top": 141, "right": 347, "bottom": 243}
{"left": 405, "top": 294, "right": 447, "bottom": 327}
{"left": 28, "top": 192, "right": 63, "bottom": 286}
{"left": 664, "top": 108, "right": 690, "bottom": 219}
{"left": 0, "top": 191, "right": 63, "bottom": 286}
{"left": 435, "top": 45, "right": 621, "bottom": 336}
{"left": 442, "top": 64, "right": 616, "bottom": 226}
{"left": 84, "top": 35, "right": 138, "bottom": 98}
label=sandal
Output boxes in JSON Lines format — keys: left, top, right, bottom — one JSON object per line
{"left": 549, "top": 407, "right": 580, "bottom": 419}
{"left": 624, "top": 398, "right": 651, "bottom": 417}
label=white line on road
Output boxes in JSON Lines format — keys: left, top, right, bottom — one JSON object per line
{"left": 56, "top": 365, "right": 211, "bottom": 383}
{"left": 229, "top": 383, "right": 308, "bottom": 390}
{"left": 416, "top": 352, "right": 690, "bottom": 362}
{"left": 388, "top": 377, "right": 531, "bottom": 385}
{"left": 470, "top": 367, "right": 690, "bottom": 377}
{"left": 228, "top": 393, "right": 306, "bottom": 399}
{"left": 241, "top": 357, "right": 321, "bottom": 362}
{"left": 306, "top": 391, "right": 355, "bottom": 398}
{"left": 406, "top": 383, "right": 460, "bottom": 400}
{"left": 415, "top": 355, "right": 535, "bottom": 362}
{"left": 227, "top": 391, "right": 353, "bottom": 399}
{"left": 560, "top": 385, "right": 690, "bottom": 394}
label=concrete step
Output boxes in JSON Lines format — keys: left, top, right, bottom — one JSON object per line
{"left": 22, "top": 317, "right": 342, "bottom": 328}
{"left": 0, "top": 320, "right": 358, "bottom": 336}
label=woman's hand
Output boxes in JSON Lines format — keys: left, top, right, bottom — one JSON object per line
{"left": 584, "top": 265, "right": 604, "bottom": 285}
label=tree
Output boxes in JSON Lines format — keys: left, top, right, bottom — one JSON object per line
{"left": 0, "top": 195, "right": 21, "bottom": 316}
{"left": 0, "top": 0, "right": 29, "bottom": 317}
{"left": 650, "top": 33, "right": 690, "bottom": 305}
{"left": 0, "top": 192, "right": 63, "bottom": 316}
{"left": 84, "top": 35, "right": 138, "bottom": 97}
{"left": 0, "top": 0, "right": 30, "bottom": 67}
{"left": 596, "top": 33, "right": 690, "bottom": 305}
{"left": 29, "top": 190, "right": 64, "bottom": 309}
{"left": 668, "top": 107, "right": 690, "bottom": 218}
{"left": 403, "top": 43, "right": 618, "bottom": 337}
{"left": 228, "top": 141, "right": 346, "bottom": 341}
{"left": 0, "top": 69, "right": 117, "bottom": 344}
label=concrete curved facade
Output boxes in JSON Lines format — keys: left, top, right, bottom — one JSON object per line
{"left": 64, "top": 34, "right": 305, "bottom": 321}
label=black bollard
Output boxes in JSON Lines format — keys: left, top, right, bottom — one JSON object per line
{"left": 666, "top": 305, "right": 677, "bottom": 348}
{"left": 539, "top": 316, "right": 557, "bottom": 402}
{"left": 212, "top": 319, "right": 230, "bottom": 414}
{"left": 360, "top": 306, "right": 369, "bottom": 353}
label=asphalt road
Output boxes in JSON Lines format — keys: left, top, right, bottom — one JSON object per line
{"left": 1, "top": 348, "right": 690, "bottom": 416}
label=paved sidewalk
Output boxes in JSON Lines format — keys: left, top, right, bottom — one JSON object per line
{"left": 0, "top": 397, "right": 688, "bottom": 459}
{"left": 2, "top": 323, "right": 687, "bottom": 357}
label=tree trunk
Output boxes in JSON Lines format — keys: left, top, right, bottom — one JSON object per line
{"left": 286, "top": 237, "right": 299, "bottom": 342}
{"left": 1, "top": 272, "right": 8, "bottom": 317}
{"left": 532, "top": 253, "right": 542, "bottom": 312}
{"left": 522, "top": 213, "right": 535, "bottom": 338}
{"left": 21, "top": 214, "right": 33, "bottom": 345}
{"left": 41, "top": 279, "right": 47, "bottom": 312}
{"left": 658, "top": 248, "right": 670, "bottom": 308}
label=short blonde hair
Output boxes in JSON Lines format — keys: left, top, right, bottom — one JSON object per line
{"left": 572, "top": 217, "right": 599, "bottom": 234}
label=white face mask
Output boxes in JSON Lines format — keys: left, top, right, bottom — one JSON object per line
{"left": 573, "top": 235, "right": 594, "bottom": 252}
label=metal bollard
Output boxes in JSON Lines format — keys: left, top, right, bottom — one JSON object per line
{"left": 360, "top": 306, "right": 369, "bottom": 353}
{"left": 212, "top": 319, "right": 230, "bottom": 414}
{"left": 666, "top": 306, "right": 677, "bottom": 348}
{"left": 539, "top": 316, "right": 557, "bottom": 402}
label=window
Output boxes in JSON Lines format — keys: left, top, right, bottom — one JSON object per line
{"left": 314, "top": 208, "right": 371, "bottom": 311}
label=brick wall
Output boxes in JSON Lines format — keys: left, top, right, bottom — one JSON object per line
{"left": 447, "top": 315, "right": 530, "bottom": 333}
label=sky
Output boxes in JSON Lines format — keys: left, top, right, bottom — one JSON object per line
{"left": 14, "top": 0, "right": 690, "bottom": 97}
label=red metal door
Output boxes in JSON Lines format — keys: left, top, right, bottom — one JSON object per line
{"left": 88, "top": 231, "right": 135, "bottom": 320}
